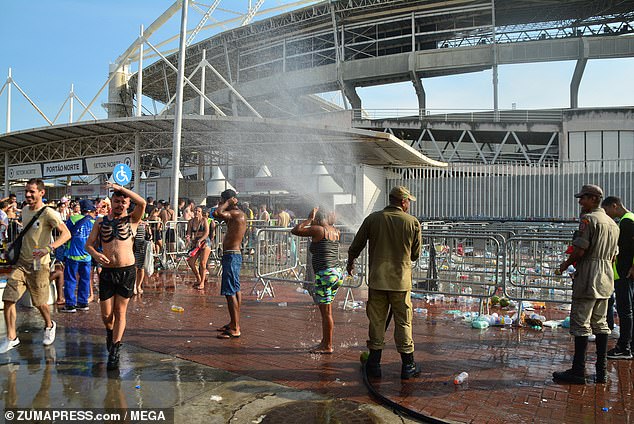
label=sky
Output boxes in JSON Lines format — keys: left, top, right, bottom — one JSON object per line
{"left": 1, "top": 1, "right": 633, "bottom": 133}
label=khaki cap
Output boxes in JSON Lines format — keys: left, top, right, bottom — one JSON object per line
{"left": 574, "top": 184, "right": 604, "bottom": 198}
{"left": 389, "top": 186, "right": 416, "bottom": 201}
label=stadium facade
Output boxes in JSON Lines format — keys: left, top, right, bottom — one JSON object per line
{"left": 1, "top": 0, "right": 633, "bottom": 220}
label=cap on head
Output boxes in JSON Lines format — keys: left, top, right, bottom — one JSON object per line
{"left": 79, "top": 199, "right": 96, "bottom": 212}
{"left": 60, "top": 197, "right": 69, "bottom": 204}
{"left": 220, "top": 189, "right": 237, "bottom": 201}
{"left": 389, "top": 186, "right": 416, "bottom": 201}
{"left": 574, "top": 184, "right": 604, "bottom": 199}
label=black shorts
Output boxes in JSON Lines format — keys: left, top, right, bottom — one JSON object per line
{"left": 99, "top": 265, "right": 136, "bottom": 301}
{"left": 165, "top": 228, "right": 176, "bottom": 243}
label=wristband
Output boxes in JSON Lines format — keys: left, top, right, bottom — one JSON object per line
{"left": 46, "top": 245, "right": 53, "bottom": 253}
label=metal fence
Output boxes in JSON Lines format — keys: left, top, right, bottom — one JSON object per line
{"left": 504, "top": 234, "right": 573, "bottom": 305}
{"left": 389, "top": 159, "right": 634, "bottom": 220}
{"left": 412, "top": 230, "right": 502, "bottom": 313}
{"left": 252, "top": 227, "right": 366, "bottom": 307}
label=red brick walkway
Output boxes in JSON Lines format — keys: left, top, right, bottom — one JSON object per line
{"left": 52, "top": 269, "right": 633, "bottom": 424}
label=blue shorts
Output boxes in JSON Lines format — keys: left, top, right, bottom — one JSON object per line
{"left": 221, "top": 253, "right": 242, "bottom": 296}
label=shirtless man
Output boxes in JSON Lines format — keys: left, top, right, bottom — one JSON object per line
{"left": 213, "top": 189, "right": 246, "bottom": 339}
{"left": 86, "top": 182, "right": 146, "bottom": 370}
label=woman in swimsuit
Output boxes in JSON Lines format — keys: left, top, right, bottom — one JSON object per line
{"left": 186, "top": 206, "right": 211, "bottom": 290}
{"left": 292, "top": 207, "right": 342, "bottom": 354}
{"left": 147, "top": 207, "right": 163, "bottom": 254}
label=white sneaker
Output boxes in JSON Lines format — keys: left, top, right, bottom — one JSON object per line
{"left": 43, "top": 321, "right": 56, "bottom": 346}
{"left": 0, "top": 337, "right": 20, "bottom": 353}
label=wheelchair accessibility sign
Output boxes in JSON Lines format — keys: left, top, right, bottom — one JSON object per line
{"left": 112, "top": 163, "right": 132, "bottom": 186}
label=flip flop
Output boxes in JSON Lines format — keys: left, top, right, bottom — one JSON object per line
{"left": 217, "top": 331, "right": 240, "bottom": 339}
{"left": 194, "top": 285, "right": 205, "bottom": 290}
{"left": 55, "top": 300, "right": 66, "bottom": 305}
{"left": 216, "top": 324, "right": 230, "bottom": 332}
{"left": 309, "top": 348, "right": 334, "bottom": 355}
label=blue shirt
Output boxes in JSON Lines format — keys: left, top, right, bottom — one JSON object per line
{"left": 65, "top": 214, "right": 95, "bottom": 262}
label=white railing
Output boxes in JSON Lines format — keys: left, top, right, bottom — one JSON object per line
{"left": 351, "top": 108, "right": 565, "bottom": 123}
{"left": 389, "top": 159, "right": 634, "bottom": 220}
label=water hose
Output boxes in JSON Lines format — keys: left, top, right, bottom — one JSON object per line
{"left": 360, "top": 306, "right": 454, "bottom": 424}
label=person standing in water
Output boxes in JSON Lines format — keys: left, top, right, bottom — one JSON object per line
{"left": 213, "top": 189, "right": 246, "bottom": 339}
{"left": 85, "top": 182, "right": 146, "bottom": 370}
{"left": 292, "top": 207, "right": 342, "bottom": 354}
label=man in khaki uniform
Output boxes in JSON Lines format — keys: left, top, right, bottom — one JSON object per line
{"left": 553, "top": 184, "right": 619, "bottom": 384}
{"left": 347, "top": 186, "right": 421, "bottom": 379}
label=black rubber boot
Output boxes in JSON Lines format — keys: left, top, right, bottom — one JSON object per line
{"left": 106, "top": 329, "right": 113, "bottom": 353}
{"left": 553, "top": 336, "right": 588, "bottom": 384}
{"left": 400, "top": 352, "right": 421, "bottom": 380}
{"left": 107, "top": 342, "right": 122, "bottom": 371}
{"left": 365, "top": 349, "right": 382, "bottom": 378}
{"left": 595, "top": 333, "right": 609, "bottom": 383}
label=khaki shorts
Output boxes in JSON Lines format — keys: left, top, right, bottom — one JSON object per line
{"left": 2, "top": 262, "right": 50, "bottom": 307}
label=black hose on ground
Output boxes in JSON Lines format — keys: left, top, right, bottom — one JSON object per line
{"left": 360, "top": 306, "right": 454, "bottom": 424}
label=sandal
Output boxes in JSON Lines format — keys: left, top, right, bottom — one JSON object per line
{"left": 217, "top": 330, "right": 241, "bottom": 339}
{"left": 216, "top": 324, "right": 230, "bottom": 332}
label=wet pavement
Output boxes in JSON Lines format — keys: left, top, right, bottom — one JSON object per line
{"left": 1, "top": 265, "right": 633, "bottom": 423}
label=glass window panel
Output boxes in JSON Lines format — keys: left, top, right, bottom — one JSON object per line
{"left": 585, "top": 132, "right": 602, "bottom": 161}
{"left": 568, "top": 132, "right": 585, "bottom": 162}
{"left": 603, "top": 131, "right": 619, "bottom": 160}
{"left": 620, "top": 131, "right": 634, "bottom": 160}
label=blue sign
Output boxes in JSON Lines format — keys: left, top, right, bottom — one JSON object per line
{"left": 112, "top": 163, "right": 132, "bottom": 186}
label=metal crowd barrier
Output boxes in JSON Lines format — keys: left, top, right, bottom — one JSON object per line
{"left": 413, "top": 230, "right": 502, "bottom": 313}
{"left": 162, "top": 220, "right": 189, "bottom": 270}
{"left": 252, "top": 227, "right": 366, "bottom": 308}
{"left": 503, "top": 234, "right": 574, "bottom": 307}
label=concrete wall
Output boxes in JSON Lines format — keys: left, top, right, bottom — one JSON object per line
{"left": 561, "top": 108, "right": 634, "bottom": 160}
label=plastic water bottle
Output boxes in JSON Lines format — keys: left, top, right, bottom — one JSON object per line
{"left": 454, "top": 372, "right": 469, "bottom": 385}
{"left": 33, "top": 245, "right": 41, "bottom": 271}
{"left": 171, "top": 305, "right": 184, "bottom": 313}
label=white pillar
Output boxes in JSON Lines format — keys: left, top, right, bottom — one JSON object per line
{"left": 200, "top": 49, "right": 206, "bottom": 115}
{"left": 69, "top": 84, "right": 74, "bottom": 123}
{"left": 6, "top": 68, "right": 11, "bottom": 133}
{"left": 4, "top": 152, "right": 9, "bottom": 197}
{"left": 136, "top": 25, "right": 144, "bottom": 117}
{"left": 134, "top": 133, "right": 141, "bottom": 192}
{"left": 171, "top": 0, "right": 189, "bottom": 210}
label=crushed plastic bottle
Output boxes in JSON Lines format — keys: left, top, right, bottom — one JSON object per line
{"left": 414, "top": 307, "right": 428, "bottom": 315}
{"left": 171, "top": 305, "right": 184, "bottom": 313}
{"left": 453, "top": 372, "right": 469, "bottom": 385}
{"left": 277, "top": 302, "right": 288, "bottom": 307}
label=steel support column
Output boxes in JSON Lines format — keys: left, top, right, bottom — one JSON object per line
{"left": 134, "top": 133, "right": 141, "bottom": 191}
{"left": 4, "top": 152, "right": 8, "bottom": 197}
{"left": 171, "top": 0, "right": 188, "bottom": 211}
{"left": 136, "top": 25, "right": 144, "bottom": 118}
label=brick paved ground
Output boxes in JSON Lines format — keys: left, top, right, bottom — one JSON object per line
{"left": 48, "top": 268, "right": 633, "bottom": 424}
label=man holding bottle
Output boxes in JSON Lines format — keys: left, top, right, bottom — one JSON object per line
{"left": 0, "top": 178, "right": 71, "bottom": 353}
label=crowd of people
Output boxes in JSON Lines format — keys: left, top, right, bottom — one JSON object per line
{"left": 3, "top": 178, "right": 630, "bottom": 385}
